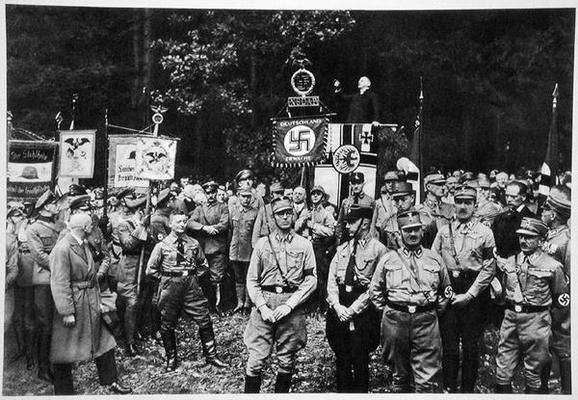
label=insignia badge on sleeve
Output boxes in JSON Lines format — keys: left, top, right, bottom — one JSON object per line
{"left": 558, "top": 293, "right": 570, "bottom": 307}
{"left": 444, "top": 286, "right": 454, "bottom": 299}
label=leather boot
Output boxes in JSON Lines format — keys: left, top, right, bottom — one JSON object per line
{"left": 560, "top": 359, "right": 572, "bottom": 394}
{"left": 161, "top": 330, "right": 178, "bottom": 372}
{"left": 274, "top": 372, "right": 293, "bottom": 393}
{"left": 539, "top": 360, "right": 551, "bottom": 394}
{"left": 124, "top": 308, "right": 138, "bottom": 355}
{"left": 244, "top": 374, "right": 261, "bottom": 393}
{"left": 199, "top": 327, "right": 228, "bottom": 368}
{"left": 495, "top": 383, "right": 512, "bottom": 393}
{"left": 233, "top": 283, "right": 245, "bottom": 313}
{"left": 525, "top": 386, "right": 542, "bottom": 394}
{"left": 213, "top": 283, "right": 224, "bottom": 316}
{"left": 37, "top": 334, "right": 53, "bottom": 383}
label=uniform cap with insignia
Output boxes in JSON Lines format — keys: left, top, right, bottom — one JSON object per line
{"left": 424, "top": 173, "right": 446, "bottom": 186}
{"left": 270, "top": 182, "right": 284, "bottom": 193}
{"left": 350, "top": 172, "right": 365, "bottom": 184}
{"left": 35, "top": 190, "right": 56, "bottom": 210}
{"left": 125, "top": 194, "right": 147, "bottom": 209}
{"left": 271, "top": 198, "right": 293, "bottom": 214}
{"left": 69, "top": 194, "right": 92, "bottom": 211}
{"left": 544, "top": 191, "right": 571, "bottom": 220}
{"left": 115, "top": 187, "right": 136, "bottom": 200}
{"left": 454, "top": 185, "right": 477, "bottom": 200}
{"left": 344, "top": 204, "right": 373, "bottom": 221}
{"left": 516, "top": 217, "right": 548, "bottom": 237}
{"left": 202, "top": 181, "right": 219, "bottom": 193}
{"left": 310, "top": 185, "right": 327, "bottom": 196}
{"left": 238, "top": 188, "right": 253, "bottom": 196}
{"left": 391, "top": 181, "right": 415, "bottom": 198}
{"left": 383, "top": 171, "right": 399, "bottom": 182}
{"left": 235, "top": 169, "right": 254, "bottom": 183}
{"left": 397, "top": 210, "right": 423, "bottom": 230}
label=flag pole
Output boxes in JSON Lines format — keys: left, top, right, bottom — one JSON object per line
{"left": 102, "top": 109, "right": 110, "bottom": 235}
{"left": 538, "top": 83, "right": 559, "bottom": 207}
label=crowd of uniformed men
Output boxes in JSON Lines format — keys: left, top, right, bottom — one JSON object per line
{"left": 4, "top": 166, "right": 572, "bottom": 394}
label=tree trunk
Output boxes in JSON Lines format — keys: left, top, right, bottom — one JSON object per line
{"left": 131, "top": 11, "right": 142, "bottom": 110}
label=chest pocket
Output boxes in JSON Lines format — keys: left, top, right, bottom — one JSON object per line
{"left": 384, "top": 264, "right": 403, "bottom": 288}
{"left": 525, "top": 268, "right": 552, "bottom": 299}
{"left": 421, "top": 264, "right": 441, "bottom": 289}
{"left": 287, "top": 250, "right": 304, "bottom": 270}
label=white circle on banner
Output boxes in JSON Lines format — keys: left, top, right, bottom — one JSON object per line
{"left": 283, "top": 125, "right": 315, "bottom": 156}
{"left": 332, "top": 145, "right": 360, "bottom": 174}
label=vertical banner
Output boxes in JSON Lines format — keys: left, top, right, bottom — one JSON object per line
{"left": 58, "top": 130, "right": 96, "bottom": 178}
{"left": 134, "top": 136, "right": 178, "bottom": 180}
{"left": 108, "top": 134, "right": 150, "bottom": 188}
{"left": 7, "top": 140, "right": 58, "bottom": 202}
{"left": 272, "top": 116, "right": 328, "bottom": 167}
{"left": 314, "top": 123, "right": 397, "bottom": 207}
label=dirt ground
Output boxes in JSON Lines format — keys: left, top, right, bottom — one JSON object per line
{"left": 2, "top": 312, "right": 562, "bottom": 395}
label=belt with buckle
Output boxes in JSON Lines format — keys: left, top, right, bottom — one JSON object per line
{"left": 162, "top": 270, "right": 195, "bottom": 277}
{"left": 450, "top": 269, "right": 478, "bottom": 279}
{"left": 505, "top": 303, "right": 549, "bottom": 313}
{"left": 386, "top": 301, "right": 436, "bottom": 314}
{"left": 261, "top": 285, "right": 298, "bottom": 294}
{"left": 72, "top": 281, "right": 95, "bottom": 289}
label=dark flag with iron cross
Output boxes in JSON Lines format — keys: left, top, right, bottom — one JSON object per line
{"left": 538, "top": 83, "right": 559, "bottom": 206}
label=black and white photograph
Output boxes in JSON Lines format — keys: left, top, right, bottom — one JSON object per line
{"left": 2, "top": 2, "right": 575, "bottom": 396}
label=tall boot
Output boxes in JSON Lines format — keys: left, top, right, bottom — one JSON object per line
{"left": 213, "top": 283, "right": 224, "bottom": 316}
{"left": 495, "top": 383, "right": 512, "bottom": 393}
{"left": 539, "top": 360, "right": 551, "bottom": 393}
{"left": 560, "top": 359, "right": 572, "bottom": 394}
{"left": 244, "top": 374, "right": 261, "bottom": 393}
{"left": 234, "top": 283, "right": 245, "bottom": 313}
{"left": 274, "top": 372, "right": 293, "bottom": 393}
{"left": 124, "top": 308, "right": 138, "bottom": 357}
{"left": 199, "top": 327, "right": 228, "bottom": 368}
{"left": 37, "top": 333, "right": 53, "bottom": 383}
{"left": 160, "top": 329, "right": 178, "bottom": 372}
{"left": 24, "top": 328, "right": 36, "bottom": 370}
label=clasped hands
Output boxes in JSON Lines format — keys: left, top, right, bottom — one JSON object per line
{"left": 258, "top": 304, "right": 292, "bottom": 323}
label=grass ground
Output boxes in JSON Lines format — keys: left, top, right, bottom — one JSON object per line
{"left": 2, "top": 311, "right": 562, "bottom": 395}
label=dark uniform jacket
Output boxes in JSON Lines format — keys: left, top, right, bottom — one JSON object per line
{"left": 492, "top": 205, "right": 535, "bottom": 257}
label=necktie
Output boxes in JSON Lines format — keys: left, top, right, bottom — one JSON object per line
{"left": 177, "top": 237, "right": 185, "bottom": 265}
{"left": 344, "top": 239, "right": 358, "bottom": 287}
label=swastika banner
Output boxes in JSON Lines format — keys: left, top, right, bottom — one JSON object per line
{"left": 272, "top": 116, "right": 328, "bottom": 167}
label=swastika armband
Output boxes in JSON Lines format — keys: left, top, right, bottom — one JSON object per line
{"left": 443, "top": 286, "right": 454, "bottom": 299}
{"left": 557, "top": 293, "right": 570, "bottom": 308}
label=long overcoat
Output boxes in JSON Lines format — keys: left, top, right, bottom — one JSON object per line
{"left": 49, "top": 233, "right": 116, "bottom": 363}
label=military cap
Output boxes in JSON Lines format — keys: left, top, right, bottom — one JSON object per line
{"left": 344, "top": 204, "right": 373, "bottom": 221}
{"left": 35, "top": 190, "right": 56, "bottom": 210}
{"left": 115, "top": 187, "right": 136, "bottom": 200}
{"left": 235, "top": 169, "right": 254, "bottom": 182}
{"left": 424, "top": 173, "right": 446, "bottom": 185}
{"left": 310, "top": 185, "right": 327, "bottom": 196}
{"left": 350, "top": 172, "right": 365, "bottom": 184}
{"left": 446, "top": 176, "right": 459, "bottom": 185}
{"left": 454, "top": 185, "right": 477, "bottom": 200}
{"left": 270, "top": 182, "right": 284, "bottom": 193}
{"left": 463, "top": 179, "right": 480, "bottom": 189}
{"left": 516, "top": 217, "right": 548, "bottom": 237}
{"left": 271, "top": 198, "right": 293, "bottom": 214}
{"left": 238, "top": 188, "right": 253, "bottom": 196}
{"left": 383, "top": 171, "right": 399, "bottom": 182}
{"left": 397, "top": 210, "right": 423, "bottom": 230}
{"left": 69, "top": 194, "right": 92, "bottom": 211}
{"left": 544, "top": 192, "right": 571, "bottom": 219}
{"left": 391, "top": 181, "right": 414, "bottom": 197}
{"left": 20, "top": 166, "right": 39, "bottom": 180}
{"left": 155, "top": 188, "right": 172, "bottom": 207}
{"left": 125, "top": 194, "right": 147, "bottom": 209}
{"left": 460, "top": 171, "right": 475, "bottom": 182}
{"left": 202, "top": 181, "right": 219, "bottom": 193}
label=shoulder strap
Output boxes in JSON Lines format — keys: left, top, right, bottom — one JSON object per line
{"left": 266, "top": 234, "right": 290, "bottom": 286}
{"left": 447, "top": 222, "right": 461, "bottom": 269}
{"left": 394, "top": 249, "right": 435, "bottom": 301}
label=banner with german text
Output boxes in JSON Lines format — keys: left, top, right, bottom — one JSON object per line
{"left": 272, "top": 116, "right": 328, "bottom": 167}
{"left": 108, "top": 134, "right": 150, "bottom": 189}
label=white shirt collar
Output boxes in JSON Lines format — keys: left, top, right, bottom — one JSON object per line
{"left": 70, "top": 231, "right": 84, "bottom": 245}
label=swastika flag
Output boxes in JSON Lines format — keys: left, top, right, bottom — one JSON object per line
{"left": 272, "top": 116, "right": 328, "bottom": 167}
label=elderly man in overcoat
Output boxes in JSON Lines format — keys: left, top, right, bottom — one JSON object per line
{"left": 49, "top": 213, "right": 131, "bottom": 395}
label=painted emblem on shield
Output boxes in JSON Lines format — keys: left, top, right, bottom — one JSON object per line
{"left": 332, "top": 144, "right": 360, "bottom": 174}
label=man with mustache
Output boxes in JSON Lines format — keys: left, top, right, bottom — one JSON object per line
{"left": 370, "top": 211, "right": 452, "bottom": 392}
{"left": 494, "top": 217, "right": 569, "bottom": 393}
{"left": 336, "top": 172, "right": 375, "bottom": 245}
{"left": 431, "top": 185, "right": 496, "bottom": 392}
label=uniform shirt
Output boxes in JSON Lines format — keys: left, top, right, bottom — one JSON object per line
{"left": 497, "top": 250, "right": 568, "bottom": 307}
{"left": 6, "top": 232, "right": 19, "bottom": 288}
{"left": 229, "top": 203, "right": 259, "bottom": 262}
{"left": 247, "top": 231, "right": 317, "bottom": 310}
{"left": 371, "top": 194, "right": 397, "bottom": 234}
{"left": 27, "top": 218, "right": 63, "bottom": 285}
{"left": 431, "top": 218, "right": 496, "bottom": 297}
{"left": 336, "top": 192, "right": 375, "bottom": 243}
{"left": 327, "top": 236, "right": 388, "bottom": 314}
{"left": 252, "top": 203, "right": 276, "bottom": 245}
{"left": 187, "top": 200, "right": 230, "bottom": 254}
{"left": 543, "top": 225, "right": 570, "bottom": 270}
{"left": 414, "top": 197, "right": 454, "bottom": 248}
{"left": 146, "top": 232, "right": 209, "bottom": 279}
{"left": 369, "top": 246, "right": 452, "bottom": 310}
{"left": 294, "top": 203, "right": 336, "bottom": 242}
